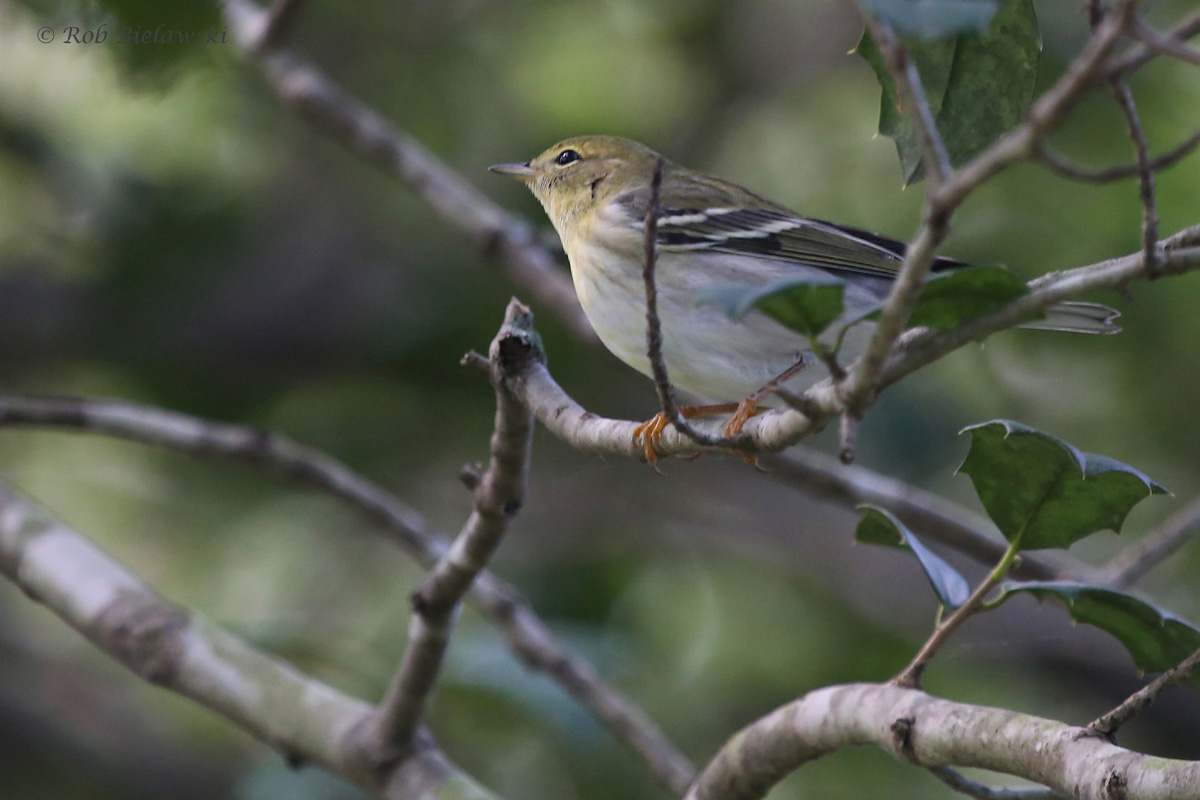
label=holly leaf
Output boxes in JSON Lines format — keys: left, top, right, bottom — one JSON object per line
{"left": 958, "top": 421, "right": 1167, "bottom": 550}
{"left": 857, "top": 505, "right": 971, "bottom": 608}
{"left": 1001, "top": 581, "right": 1200, "bottom": 689}
{"left": 695, "top": 275, "right": 846, "bottom": 340}
{"left": 847, "top": 264, "right": 1035, "bottom": 331}
{"left": 857, "top": 0, "right": 1040, "bottom": 184}
{"left": 859, "top": 0, "right": 999, "bottom": 40}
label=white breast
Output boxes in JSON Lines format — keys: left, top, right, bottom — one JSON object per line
{"left": 567, "top": 241, "right": 865, "bottom": 403}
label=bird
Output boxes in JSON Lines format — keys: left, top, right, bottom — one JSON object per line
{"left": 490, "top": 135, "right": 1119, "bottom": 463}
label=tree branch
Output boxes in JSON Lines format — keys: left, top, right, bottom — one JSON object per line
{"left": 253, "top": 0, "right": 306, "bottom": 50}
{"left": 219, "top": 0, "right": 594, "bottom": 341}
{"left": 1098, "top": 496, "right": 1200, "bottom": 588}
{"left": 1107, "top": 10, "right": 1200, "bottom": 75}
{"left": 0, "top": 485, "right": 498, "bottom": 800}
{"left": 684, "top": 682, "right": 1200, "bottom": 800}
{"left": 0, "top": 394, "right": 696, "bottom": 795}
{"left": 1093, "top": 2, "right": 1160, "bottom": 276}
{"left": 372, "top": 301, "right": 534, "bottom": 748}
{"left": 929, "top": 767, "right": 1064, "bottom": 800}
{"left": 640, "top": 158, "right": 746, "bottom": 455}
{"left": 1129, "top": 15, "right": 1200, "bottom": 67}
{"left": 488, "top": 233, "right": 1200, "bottom": 461}
{"left": 1032, "top": 131, "right": 1200, "bottom": 183}
{"left": 757, "top": 450, "right": 1079, "bottom": 582}
{"left": 893, "top": 538, "right": 1021, "bottom": 689}
{"left": 1089, "top": 645, "right": 1200, "bottom": 738}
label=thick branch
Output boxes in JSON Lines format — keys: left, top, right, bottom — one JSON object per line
{"left": 0, "top": 394, "right": 695, "bottom": 795}
{"left": 219, "top": 0, "right": 593, "bottom": 341}
{"left": 374, "top": 301, "right": 534, "bottom": 747}
{"left": 685, "top": 682, "right": 1200, "bottom": 800}
{"left": 0, "top": 485, "right": 497, "bottom": 800}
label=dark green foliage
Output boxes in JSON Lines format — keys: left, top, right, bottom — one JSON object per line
{"left": 959, "top": 420, "right": 1167, "bottom": 550}
{"left": 1001, "top": 582, "right": 1200, "bottom": 689}
{"left": 857, "top": 0, "right": 1040, "bottom": 184}
{"left": 858, "top": 0, "right": 998, "bottom": 40}
{"left": 695, "top": 275, "right": 846, "bottom": 340}
{"left": 856, "top": 505, "right": 971, "bottom": 608}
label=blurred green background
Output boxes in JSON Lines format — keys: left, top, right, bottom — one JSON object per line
{"left": 2, "top": 1, "right": 1200, "bottom": 798}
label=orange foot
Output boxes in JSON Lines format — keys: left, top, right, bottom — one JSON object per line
{"left": 633, "top": 404, "right": 740, "bottom": 468}
{"left": 722, "top": 398, "right": 765, "bottom": 466}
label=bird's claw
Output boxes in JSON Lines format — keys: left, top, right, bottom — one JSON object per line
{"left": 722, "top": 398, "right": 764, "bottom": 466}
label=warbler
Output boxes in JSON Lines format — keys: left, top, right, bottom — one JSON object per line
{"left": 490, "top": 136, "right": 1118, "bottom": 461}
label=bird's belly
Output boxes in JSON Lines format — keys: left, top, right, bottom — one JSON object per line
{"left": 569, "top": 245, "right": 820, "bottom": 403}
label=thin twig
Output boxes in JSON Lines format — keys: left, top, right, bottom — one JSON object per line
{"left": 1108, "top": 10, "right": 1200, "bottom": 75}
{"left": 1099, "top": 496, "right": 1200, "bottom": 588}
{"left": 892, "top": 538, "right": 1022, "bottom": 689}
{"left": 640, "top": 158, "right": 747, "bottom": 453}
{"left": 0, "top": 393, "right": 696, "bottom": 795}
{"left": 1089, "top": 645, "right": 1200, "bottom": 737}
{"left": 642, "top": 159, "right": 681, "bottom": 428}
{"left": 929, "top": 767, "right": 1064, "bottom": 800}
{"left": 1092, "top": 1, "right": 1161, "bottom": 276}
{"left": 1130, "top": 15, "right": 1200, "bottom": 67}
{"left": 1033, "top": 132, "right": 1200, "bottom": 183}
{"left": 373, "top": 306, "right": 534, "bottom": 747}
{"left": 1111, "top": 80, "right": 1160, "bottom": 273}
{"left": 841, "top": 12, "right": 956, "bottom": 409}
{"left": 838, "top": 412, "right": 859, "bottom": 465}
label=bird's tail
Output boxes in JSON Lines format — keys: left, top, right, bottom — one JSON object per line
{"left": 1020, "top": 301, "right": 1122, "bottom": 334}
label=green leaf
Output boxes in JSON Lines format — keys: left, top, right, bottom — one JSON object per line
{"left": 859, "top": 0, "right": 998, "bottom": 40}
{"left": 908, "top": 265, "right": 1032, "bottom": 328}
{"left": 846, "top": 265, "right": 1036, "bottom": 331}
{"left": 695, "top": 275, "right": 846, "bottom": 340}
{"left": 1001, "top": 581, "right": 1200, "bottom": 689}
{"left": 856, "top": 506, "right": 971, "bottom": 608}
{"left": 855, "top": 29, "right": 955, "bottom": 185}
{"left": 856, "top": 0, "right": 1040, "bottom": 185}
{"left": 958, "top": 421, "right": 1168, "bottom": 550}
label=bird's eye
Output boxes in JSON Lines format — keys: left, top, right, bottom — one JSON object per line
{"left": 554, "top": 149, "right": 581, "bottom": 166}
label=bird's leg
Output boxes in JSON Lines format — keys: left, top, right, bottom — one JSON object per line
{"left": 634, "top": 404, "right": 741, "bottom": 466}
{"left": 723, "top": 357, "right": 815, "bottom": 465}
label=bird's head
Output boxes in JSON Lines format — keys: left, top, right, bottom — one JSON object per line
{"left": 490, "top": 135, "right": 664, "bottom": 234}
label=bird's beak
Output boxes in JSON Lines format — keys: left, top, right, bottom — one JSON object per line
{"left": 489, "top": 162, "right": 537, "bottom": 179}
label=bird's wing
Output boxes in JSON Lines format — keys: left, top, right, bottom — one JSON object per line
{"left": 615, "top": 171, "right": 966, "bottom": 280}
